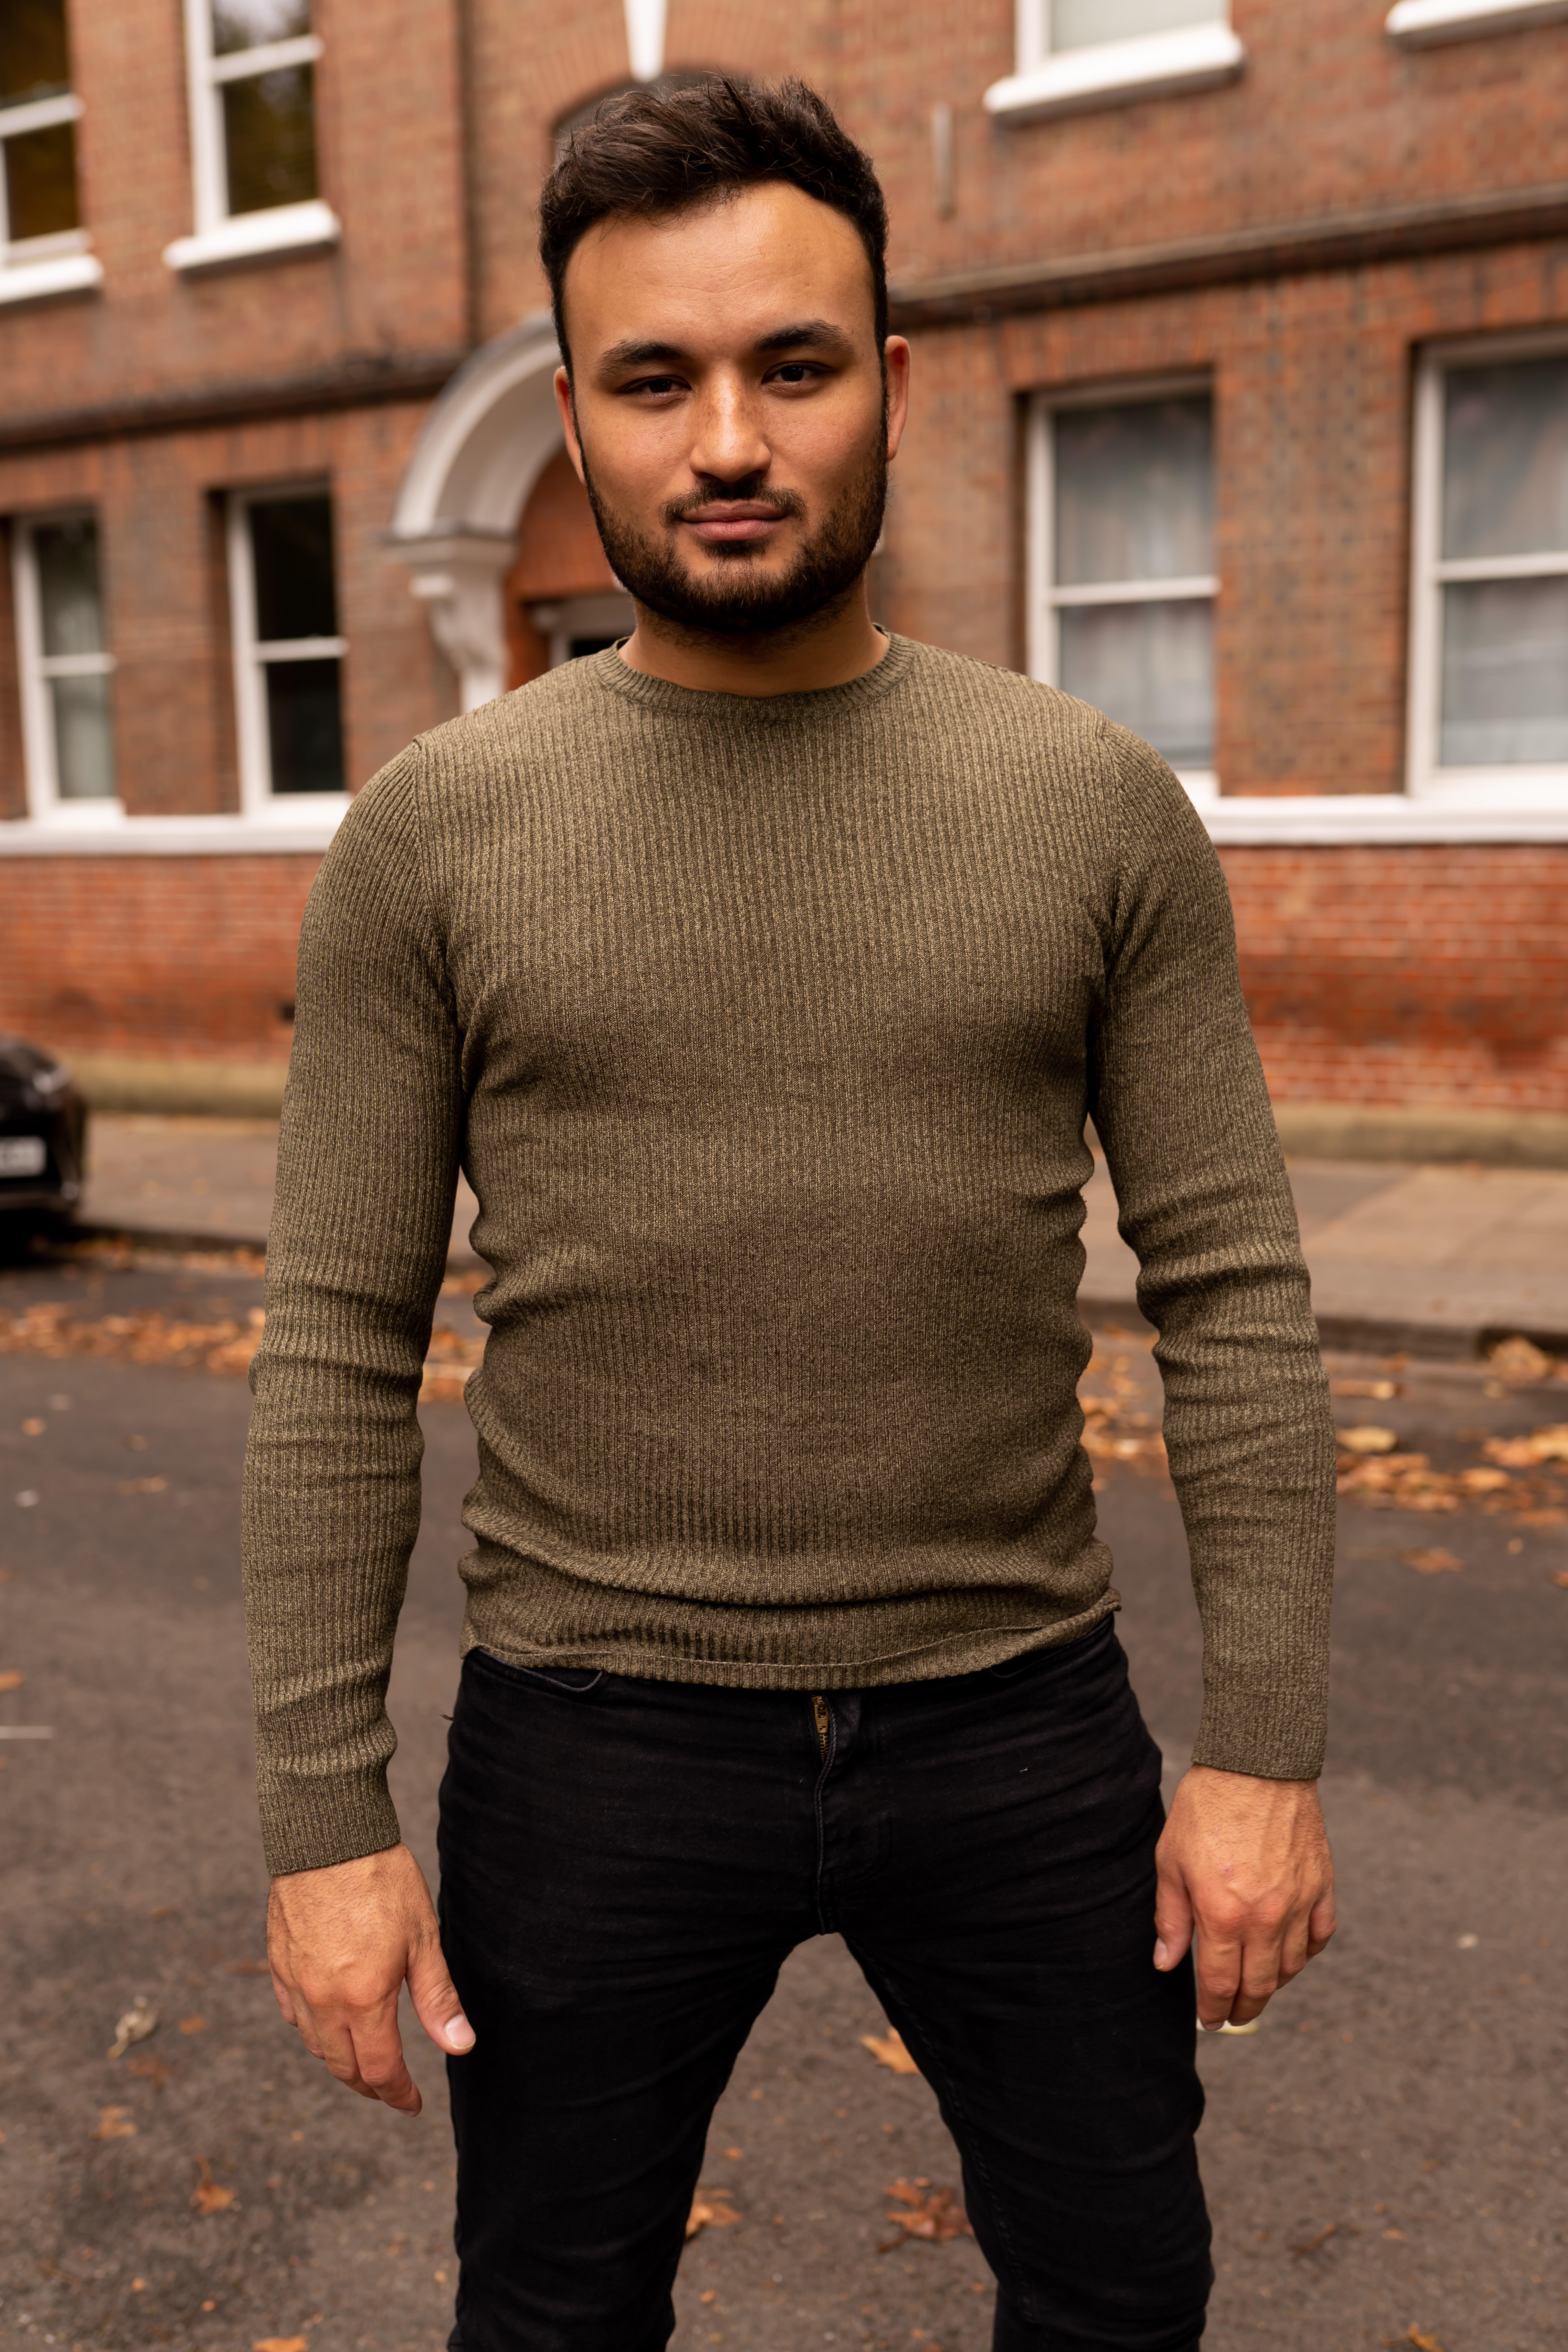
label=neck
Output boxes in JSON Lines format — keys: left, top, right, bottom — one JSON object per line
{"left": 618, "top": 575, "right": 888, "bottom": 698}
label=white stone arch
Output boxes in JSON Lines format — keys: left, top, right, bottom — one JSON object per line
{"left": 387, "top": 313, "right": 567, "bottom": 711}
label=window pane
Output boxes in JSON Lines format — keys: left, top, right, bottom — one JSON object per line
{"left": 4, "top": 120, "right": 80, "bottom": 241}
{"left": 1059, "top": 598, "right": 1214, "bottom": 768}
{"left": 0, "top": 0, "right": 71, "bottom": 103}
{"left": 1442, "top": 357, "right": 1568, "bottom": 562}
{"left": 211, "top": 0, "right": 311, "bottom": 56}
{"left": 1055, "top": 397, "right": 1213, "bottom": 585}
{"left": 222, "top": 64, "right": 318, "bottom": 214}
{"left": 34, "top": 518, "right": 106, "bottom": 657}
{"left": 264, "top": 659, "right": 344, "bottom": 793}
{"left": 1439, "top": 575, "right": 1568, "bottom": 767}
{"left": 1053, "top": 0, "right": 1222, "bottom": 50}
{"left": 250, "top": 496, "right": 337, "bottom": 641}
{"left": 50, "top": 673, "right": 116, "bottom": 800}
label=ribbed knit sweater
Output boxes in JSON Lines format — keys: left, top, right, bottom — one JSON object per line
{"left": 243, "top": 634, "right": 1336, "bottom": 1877}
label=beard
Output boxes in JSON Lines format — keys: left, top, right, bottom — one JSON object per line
{"left": 579, "top": 431, "right": 888, "bottom": 640}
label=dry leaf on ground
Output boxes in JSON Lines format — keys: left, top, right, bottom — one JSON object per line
{"left": 1487, "top": 1336, "right": 1555, "bottom": 1382}
{"left": 127, "top": 2053, "right": 173, "bottom": 2092}
{"left": 1551, "top": 1570, "right": 1568, "bottom": 1589}
{"left": 860, "top": 2027, "right": 919, "bottom": 2075}
{"left": 685, "top": 2189, "right": 741, "bottom": 2239}
{"left": 108, "top": 1997, "right": 158, "bottom": 2058}
{"left": 0, "top": 1670, "right": 23, "bottom": 1691}
{"left": 1483, "top": 1424, "right": 1568, "bottom": 1467}
{"left": 1405, "top": 2329, "right": 1450, "bottom": 2352}
{"left": 91, "top": 2106, "right": 136, "bottom": 2140}
{"left": 1338, "top": 1425, "right": 1398, "bottom": 1454}
{"left": 177, "top": 2015, "right": 209, "bottom": 2035}
{"left": 878, "top": 2178, "right": 973, "bottom": 2251}
{"left": 191, "top": 2155, "right": 238, "bottom": 2215}
{"left": 1331, "top": 1379, "right": 1398, "bottom": 1400}
{"left": 252, "top": 2339, "right": 308, "bottom": 2352}
{"left": 1402, "top": 1548, "right": 1462, "bottom": 1575}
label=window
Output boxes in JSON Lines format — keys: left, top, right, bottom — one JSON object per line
{"left": 1029, "top": 388, "right": 1217, "bottom": 783}
{"left": 986, "top": 0, "right": 1243, "bottom": 121}
{"left": 1408, "top": 344, "right": 1568, "bottom": 794}
{"left": 228, "top": 489, "right": 348, "bottom": 805}
{"left": 166, "top": 0, "right": 339, "bottom": 272}
{"left": 12, "top": 512, "right": 118, "bottom": 815}
{"left": 1386, "top": 0, "right": 1568, "bottom": 50}
{"left": 0, "top": 0, "right": 101, "bottom": 305}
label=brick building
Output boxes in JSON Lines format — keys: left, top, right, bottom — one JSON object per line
{"left": 2, "top": 0, "right": 1566, "bottom": 1125}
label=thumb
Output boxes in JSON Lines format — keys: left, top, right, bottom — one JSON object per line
{"left": 407, "top": 1935, "right": 476, "bottom": 2056}
{"left": 1153, "top": 1857, "right": 1194, "bottom": 1972}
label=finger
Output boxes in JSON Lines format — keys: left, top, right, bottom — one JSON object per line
{"left": 1193, "top": 1930, "right": 1242, "bottom": 2030}
{"left": 341, "top": 1993, "right": 422, "bottom": 2115}
{"left": 1306, "top": 1890, "right": 1337, "bottom": 1958}
{"left": 270, "top": 1970, "right": 299, "bottom": 2028}
{"left": 1152, "top": 1850, "right": 1194, "bottom": 1972}
{"left": 407, "top": 1936, "right": 476, "bottom": 2056}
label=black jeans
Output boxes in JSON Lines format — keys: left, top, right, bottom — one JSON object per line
{"left": 438, "top": 1619, "right": 1211, "bottom": 2352}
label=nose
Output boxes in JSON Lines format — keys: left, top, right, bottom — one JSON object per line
{"left": 685, "top": 368, "right": 772, "bottom": 490}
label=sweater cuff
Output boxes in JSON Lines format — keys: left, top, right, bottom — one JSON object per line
{"left": 1190, "top": 1679, "right": 1328, "bottom": 1782}
{"left": 258, "top": 1762, "right": 403, "bottom": 1879}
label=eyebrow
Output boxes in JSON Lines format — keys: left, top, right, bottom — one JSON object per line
{"left": 594, "top": 319, "right": 857, "bottom": 376}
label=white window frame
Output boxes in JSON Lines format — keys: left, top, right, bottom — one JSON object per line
{"left": 1026, "top": 377, "right": 1220, "bottom": 801}
{"left": 0, "top": 63, "right": 102, "bottom": 306}
{"left": 164, "top": 0, "right": 340, "bottom": 275}
{"left": 10, "top": 509, "right": 121, "bottom": 823}
{"left": 226, "top": 485, "right": 350, "bottom": 817}
{"left": 985, "top": 1, "right": 1244, "bottom": 123}
{"left": 1386, "top": 0, "right": 1568, "bottom": 46}
{"left": 1407, "top": 328, "right": 1568, "bottom": 806}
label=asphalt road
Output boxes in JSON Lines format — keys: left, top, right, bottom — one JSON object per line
{"left": 1, "top": 1245, "right": 1565, "bottom": 2352}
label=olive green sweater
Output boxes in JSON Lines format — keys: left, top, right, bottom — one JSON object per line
{"left": 243, "top": 634, "right": 1335, "bottom": 1877}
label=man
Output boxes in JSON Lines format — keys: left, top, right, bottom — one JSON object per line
{"left": 246, "top": 76, "right": 1337, "bottom": 2352}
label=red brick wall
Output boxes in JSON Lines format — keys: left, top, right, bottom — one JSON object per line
{"left": 0, "top": 856, "right": 318, "bottom": 1062}
{"left": 1223, "top": 846, "right": 1568, "bottom": 1112}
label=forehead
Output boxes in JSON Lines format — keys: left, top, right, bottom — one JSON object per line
{"left": 565, "top": 182, "right": 876, "bottom": 358}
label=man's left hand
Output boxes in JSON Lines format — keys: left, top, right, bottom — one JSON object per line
{"left": 1154, "top": 1765, "right": 1336, "bottom": 2028}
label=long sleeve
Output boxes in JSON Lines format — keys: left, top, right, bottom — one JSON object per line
{"left": 242, "top": 746, "right": 463, "bottom": 1876}
{"left": 1089, "top": 723, "right": 1337, "bottom": 1781}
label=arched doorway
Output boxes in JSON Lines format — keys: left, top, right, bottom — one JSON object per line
{"left": 504, "top": 449, "right": 631, "bottom": 688}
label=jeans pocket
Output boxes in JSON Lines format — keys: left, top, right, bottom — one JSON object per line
{"left": 467, "top": 1649, "right": 604, "bottom": 1696}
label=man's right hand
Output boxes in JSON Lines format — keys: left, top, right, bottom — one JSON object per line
{"left": 266, "top": 1842, "right": 475, "bottom": 2115}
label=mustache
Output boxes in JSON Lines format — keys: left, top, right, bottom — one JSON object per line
{"left": 661, "top": 478, "right": 807, "bottom": 528}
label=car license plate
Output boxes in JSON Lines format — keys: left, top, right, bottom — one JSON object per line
{"left": 0, "top": 1136, "right": 48, "bottom": 1177}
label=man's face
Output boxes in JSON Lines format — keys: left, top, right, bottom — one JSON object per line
{"left": 555, "top": 181, "right": 909, "bottom": 637}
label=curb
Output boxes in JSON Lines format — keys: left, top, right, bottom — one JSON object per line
{"left": 1078, "top": 1294, "right": 1567, "bottom": 1363}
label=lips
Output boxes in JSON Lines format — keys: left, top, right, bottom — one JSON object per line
{"left": 680, "top": 503, "right": 789, "bottom": 544}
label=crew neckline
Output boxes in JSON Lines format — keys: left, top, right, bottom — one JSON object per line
{"left": 586, "top": 628, "right": 917, "bottom": 723}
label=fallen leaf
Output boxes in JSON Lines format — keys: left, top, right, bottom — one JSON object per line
{"left": 108, "top": 1997, "right": 158, "bottom": 2059}
{"left": 224, "top": 1959, "right": 272, "bottom": 1976}
{"left": 685, "top": 2189, "right": 741, "bottom": 2239}
{"left": 1291, "top": 2220, "right": 1356, "bottom": 2258}
{"left": 1331, "top": 1379, "right": 1398, "bottom": 1400}
{"left": 879, "top": 2179, "right": 973, "bottom": 2250}
{"left": 1456, "top": 1466, "right": 1511, "bottom": 1494}
{"left": 1402, "top": 1548, "right": 1462, "bottom": 1575}
{"left": 91, "top": 2105, "right": 136, "bottom": 2139}
{"left": 177, "top": 2015, "right": 209, "bottom": 2035}
{"left": 1487, "top": 1336, "right": 1554, "bottom": 1382}
{"left": 117, "top": 1476, "right": 168, "bottom": 1496}
{"left": 0, "top": 1670, "right": 23, "bottom": 1691}
{"left": 1485, "top": 1424, "right": 1568, "bottom": 1467}
{"left": 127, "top": 2053, "right": 173, "bottom": 2092}
{"left": 252, "top": 2340, "right": 307, "bottom": 2352}
{"left": 1406, "top": 2329, "right": 1449, "bottom": 2352}
{"left": 1338, "top": 1425, "right": 1398, "bottom": 1454}
{"left": 860, "top": 2028, "right": 919, "bottom": 2076}
{"left": 1552, "top": 1571, "right": 1568, "bottom": 1589}
{"left": 192, "top": 2155, "right": 238, "bottom": 2215}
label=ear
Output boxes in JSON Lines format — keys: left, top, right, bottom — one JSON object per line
{"left": 883, "top": 337, "right": 912, "bottom": 462}
{"left": 554, "top": 366, "right": 587, "bottom": 485}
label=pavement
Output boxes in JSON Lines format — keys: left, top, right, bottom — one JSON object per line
{"left": 1, "top": 1244, "right": 1565, "bottom": 2352}
{"left": 75, "top": 1113, "right": 1568, "bottom": 1357}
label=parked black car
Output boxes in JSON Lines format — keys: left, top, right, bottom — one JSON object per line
{"left": 0, "top": 1037, "right": 87, "bottom": 1232}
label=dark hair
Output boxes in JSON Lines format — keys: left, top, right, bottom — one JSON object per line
{"left": 540, "top": 77, "right": 889, "bottom": 373}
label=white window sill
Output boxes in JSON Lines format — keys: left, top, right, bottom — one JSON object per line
{"left": 163, "top": 198, "right": 341, "bottom": 276}
{"left": 1386, "top": 0, "right": 1568, "bottom": 45}
{"left": 1200, "top": 786, "right": 1568, "bottom": 845}
{"left": 0, "top": 250, "right": 103, "bottom": 308}
{"left": 984, "top": 23, "right": 1245, "bottom": 123}
{"left": 0, "top": 803, "right": 350, "bottom": 855}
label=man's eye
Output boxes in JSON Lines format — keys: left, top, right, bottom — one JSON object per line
{"left": 772, "top": 364, "right": 817, "bottom": 384}
{"left": 628, "top": 376, "right": 683, "bottom": 397}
